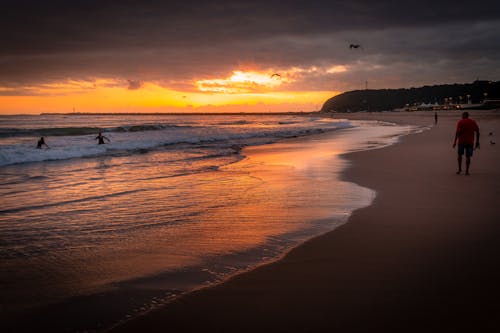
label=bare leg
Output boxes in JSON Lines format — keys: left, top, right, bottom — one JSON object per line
{"left": 465, "top": 156, "right": 471, "bottom": 175}
{"left": 457, "top": 155, "right": 462, "bottom": 174}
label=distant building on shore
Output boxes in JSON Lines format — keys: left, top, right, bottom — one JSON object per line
{"left": 479, "top": 99, "right": 500, "bottom": 109}
{"left": 321, "top": 80, "right": 500, "bottom": 113}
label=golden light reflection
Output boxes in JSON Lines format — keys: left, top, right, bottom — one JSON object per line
{"left": 243, "top": 136, "right": 342, "bottom": 170}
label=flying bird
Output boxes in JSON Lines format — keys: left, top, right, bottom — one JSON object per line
{"left": 349, "top": 44, "right": 362, "bottom": 49}
{"left": 271, "top": 73, "right": 281, "bottom": 79}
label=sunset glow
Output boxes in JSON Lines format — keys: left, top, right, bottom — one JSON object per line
{"left": 2, "top": 0, "right": 498, "bottom": 116}
{"left": 0, "top": 68, "right": 341, "bottom": 114}
{"left": 195, "top": 70, "right": 286, "bottom": 94}
{"left": 2, "top": 2, "right": 499, "bottom": 331}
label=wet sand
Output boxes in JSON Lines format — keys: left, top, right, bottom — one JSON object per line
{"left": 113, "top": 110, "right": 500, "bottom": 332}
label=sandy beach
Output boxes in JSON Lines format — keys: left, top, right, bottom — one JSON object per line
{"left": 112, "top": 110, "right": 500, "bottom": 332}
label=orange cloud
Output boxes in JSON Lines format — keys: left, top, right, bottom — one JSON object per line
{"left": 326, "top": 65, "right": 348, "bottom": 74}
{"left": 195, "top": 70, "right": 287, "bottom": 93}
{"left": 0, "top": 66, "right": 347, "bottom": 114}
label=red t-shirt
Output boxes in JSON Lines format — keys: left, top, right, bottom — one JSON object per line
{"left": 456, "top": 118, "right": 479, "bottom": 145}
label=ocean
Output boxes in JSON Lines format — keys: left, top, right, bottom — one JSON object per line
{"left": 0, "top": 113, "right": 417, "bottom": 331}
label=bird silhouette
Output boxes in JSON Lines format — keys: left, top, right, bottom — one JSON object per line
{"left": 349, "top": 44, "right": 362, "bottom": 49}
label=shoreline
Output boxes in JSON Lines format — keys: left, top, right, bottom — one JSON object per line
{"left": 108, "top": 116, "right": 428, "bottom": 332}
{"left": 103, "top": 120, "right": 415, "bottom": 331}
{"left": 112, "top": 110, "right": 500, "bottom": 332}
{"left": 4, "top": 117, "right": 411, "bottom": 332}
{"left": 105, "top": 119, "right": 417, "bottom": 331}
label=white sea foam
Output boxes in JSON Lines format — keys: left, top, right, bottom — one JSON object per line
{"left": 0, "top": 115, "right": 351, "bottom": 166}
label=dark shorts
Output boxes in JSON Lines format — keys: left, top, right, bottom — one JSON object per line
{"left": 458, "top": 143, "right": 474, "bottom": 157}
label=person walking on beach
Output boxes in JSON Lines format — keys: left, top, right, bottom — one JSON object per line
{"left": 434, "top": 112, "right": 438, "bottom": 125}
{"left": 95, "top": 131, "right": 110, "bottom": 145}
{"left": 36, "top": 136, "right": 50, "bottom": 149}
{"left": 453, "top": 111, "right": 480, "bottom": 175}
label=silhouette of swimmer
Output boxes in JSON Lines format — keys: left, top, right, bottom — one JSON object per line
{"left": 95, "top": 131, "right": 110, "bottom": 145}
{"left": 36, "top": 137, "right": 49, "bottom": 149}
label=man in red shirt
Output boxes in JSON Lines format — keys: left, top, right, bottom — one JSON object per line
{"left": 453, "top": 111, "right": 480, "bottom": 175}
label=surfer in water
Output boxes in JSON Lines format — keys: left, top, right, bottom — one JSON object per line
{"left": 36, "top": 137, "right": 50, "bottom": 149}
{"left": 95, "top": 131, "right": 110, "bottom": 145}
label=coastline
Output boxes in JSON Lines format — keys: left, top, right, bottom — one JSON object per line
{"left": 3, "top": 116, "right": 413, "bottom": 332}
{"left": 112, "top": 110, "right": 500, "bottom": 332}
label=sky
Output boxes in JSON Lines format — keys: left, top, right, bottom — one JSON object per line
{"left": 1, "top": 0, "right": 500, "bottom": 114}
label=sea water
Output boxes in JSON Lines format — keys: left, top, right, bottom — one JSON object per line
{"left": 0, "top": 114, "right": 417, "bottom": 331}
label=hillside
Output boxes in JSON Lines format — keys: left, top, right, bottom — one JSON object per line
{"left": 321, "top": 81, "right": 500, "bottom": 112}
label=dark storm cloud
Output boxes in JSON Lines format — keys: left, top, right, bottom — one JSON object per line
{"left": 1, "top": 0, "right": 500, "bottom": 91}
{"left": 2, "top": 0, "right": 499, "bottom": 54}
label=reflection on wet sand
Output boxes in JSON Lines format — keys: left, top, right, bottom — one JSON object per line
{"left": 0, "top": 121, "right": 415, "bottom": 331}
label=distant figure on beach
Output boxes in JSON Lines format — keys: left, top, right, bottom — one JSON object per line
{"left": 36, "top": 137, "right": 49, "bottom": 149}
{"left": 95, "top": 131, "right": 110, "bottom": 145}
{"left": 434, "top": 112, "right": 438, "bottom": 125}
{"left": 453, "top": 111, "right": 480, "bottom": 175}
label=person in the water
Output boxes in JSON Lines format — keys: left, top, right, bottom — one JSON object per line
{"left": 36, "top": 137, "right": 50, "bottom": 149}
{"left": 95, "top": 131, "right": 110, "bottom": 144}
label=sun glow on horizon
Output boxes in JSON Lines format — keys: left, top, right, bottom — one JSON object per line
{"left": 195, "top": 70, "right": 288, "bottom": 94}
{"left": 0, "top": 66, "right": 346, "bottom": 114}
